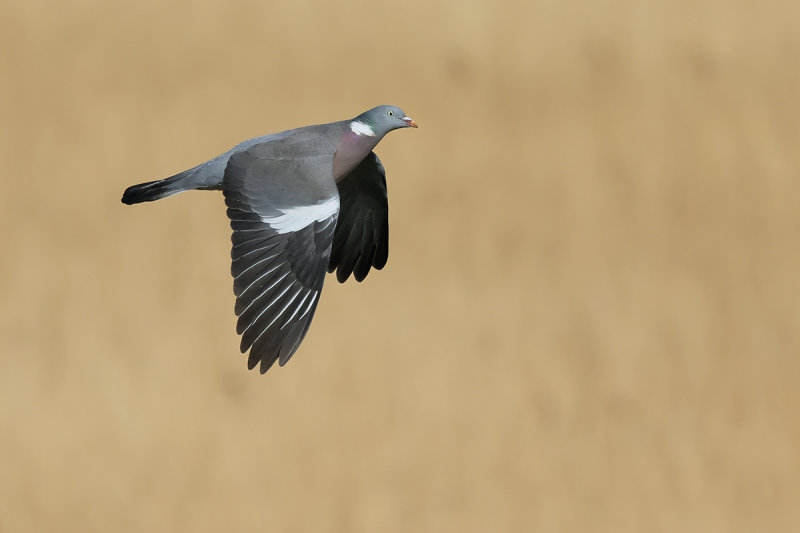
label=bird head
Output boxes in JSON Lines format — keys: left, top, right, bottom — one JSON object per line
{"left": 351, "top": 105, "right": 418, "bottom": 138}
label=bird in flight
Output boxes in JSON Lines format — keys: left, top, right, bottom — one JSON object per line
{"left": 122, "top": 105, "right": 417, "bottom": 373}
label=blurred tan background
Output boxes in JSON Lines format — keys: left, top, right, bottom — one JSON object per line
{"left": 1, "top": 0, "right": 799, "bottom": 531}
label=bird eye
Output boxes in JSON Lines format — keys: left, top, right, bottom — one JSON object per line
{"left": 387, "top": 110, "right": 394, "bottom": 116}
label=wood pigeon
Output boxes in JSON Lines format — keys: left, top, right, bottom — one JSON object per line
{"left": 122, "top": 105, "right": 417, "bottom": 374}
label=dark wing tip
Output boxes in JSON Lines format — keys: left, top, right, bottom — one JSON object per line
{"left": 336, "top": 264, "right": 354, "bottom": 283}
{"left": 353, "top": 266, "right": 369, "bottom": 283}
{"left": 259, "top": 356, "right": 277, "bottom": 374}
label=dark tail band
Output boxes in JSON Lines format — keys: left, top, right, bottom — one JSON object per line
{"left": 121, "top": 178, "right": 179, "bottom": 205}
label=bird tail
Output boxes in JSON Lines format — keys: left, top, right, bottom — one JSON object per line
{"left": 121, "top": 161, "right": 222, "bottom": 205}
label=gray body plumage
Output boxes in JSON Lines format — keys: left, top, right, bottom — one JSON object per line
{"left": 122, "top": 105, "right": 416, "bottom": 373}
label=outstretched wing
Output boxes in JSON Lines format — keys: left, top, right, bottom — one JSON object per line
{"left": 328, "top": 152, "right": 389, "bottom": 282}
{"left": 223, "top": 134, "right": 339, "bottom": 373}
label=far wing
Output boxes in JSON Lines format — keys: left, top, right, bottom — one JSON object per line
{"left": 328, "top": 152, "right": 389, "bottom": 282}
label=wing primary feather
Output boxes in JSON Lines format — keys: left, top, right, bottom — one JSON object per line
{"left": 237, "top": 272, "right": 291, "bottom": 336}
{"left": 233, "top": 241, "right": 280, "bottom": 260}
{"left": 233, "top": 251, "right": 283, "bottom": 279}
{"left": 263, "top": 289, "right": 301, "bottom": 333}
{"left": 236, "top": 262, "right": 284, "bottom": 298}
{"left": 281, "top": 291, "right": 312, "bottom": 328}
{"left": 277, "top": 321, "right": 307, "bottom": 366}
{"left": 354, "top": 225, "right": 376, "bottom": 282}
{"left": 296, "top": 292, "right": 318, "bottom": 321}
{"left": 374, "top": 223, "right": 389, "bottom": 269}
{"left": 279, "top": 298, "right": 320, "bottom": 366}
{"left": 235, "top": 267, "right": 291, "bottom": 317}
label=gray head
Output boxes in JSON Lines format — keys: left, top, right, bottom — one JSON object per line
{"left": 351, "top": 105, "right": 418, "bottom": 138}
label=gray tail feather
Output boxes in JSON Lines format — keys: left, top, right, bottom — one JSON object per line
{"left": 121, "top": 167, "right": 201, "bottom": 205}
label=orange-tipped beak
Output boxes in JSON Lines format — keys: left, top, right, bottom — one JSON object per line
{"left": 403, "top": 116, "right": 418, "bottom": 128}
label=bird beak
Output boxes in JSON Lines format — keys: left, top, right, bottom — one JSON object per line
{"left": 402, "top": 116, "right": 418, "bottom": 128}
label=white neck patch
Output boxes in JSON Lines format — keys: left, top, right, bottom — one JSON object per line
{"left": 349, "top": 121, "right": 375, "bottom": 137}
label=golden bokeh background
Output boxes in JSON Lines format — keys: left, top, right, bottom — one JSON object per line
{"left": 1, "top": 0, "right": 799, "bottom": 531}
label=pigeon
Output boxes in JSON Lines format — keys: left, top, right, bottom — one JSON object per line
{"left": 122, "top": 105, "right": 417, "bottom": 373}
